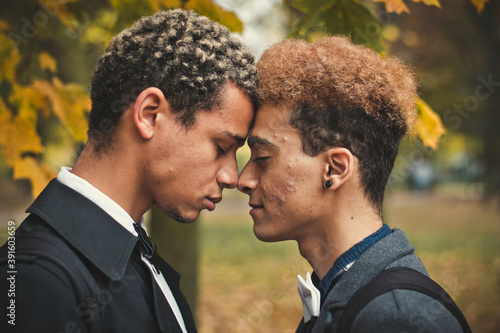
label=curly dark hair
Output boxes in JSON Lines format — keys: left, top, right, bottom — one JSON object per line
{"left": 256, "top": 36, "right": 418, "bottom": 214}
{"left": 89, "top": 9, "right": 257, "bottom": 151}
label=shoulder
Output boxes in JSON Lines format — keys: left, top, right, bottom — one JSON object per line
{"left": 0, "top": 258, "right": 89, "bottom": 332}
{"left": 1, "top": 239, "right": 77, "bottom": 298}
{"left": 350, "top": 289, "right": 463, "bottom": 333}
{"left": 0, "top": 222, "right": 93, "bottom": 297}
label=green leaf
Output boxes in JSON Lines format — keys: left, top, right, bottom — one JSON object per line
{"left": 328, "top": 0, "right": 384, "bottom": 51}
{"left": 287, "top": 0, "right": 336, "bottom": 13}
{"left": 288, "top": 0, "right": 384, "bottom": 52}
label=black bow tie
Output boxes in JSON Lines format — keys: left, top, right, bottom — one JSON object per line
{"left": 134, "top": 223, "right": 159, "bottom": 273}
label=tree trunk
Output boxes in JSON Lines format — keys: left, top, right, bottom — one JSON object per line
{"left": 149, "top": 205, "right": 199, "bottom": 321}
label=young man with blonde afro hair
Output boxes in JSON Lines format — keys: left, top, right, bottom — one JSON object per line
{"left": 238, "top": 36, "right": 470, "bottom": 332}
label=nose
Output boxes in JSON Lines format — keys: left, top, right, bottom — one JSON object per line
{"left": 237, "top": 164, "right": 258, "bottom": 194}
{"left": 217, "top": 158, "right": 239, "bottom": 189}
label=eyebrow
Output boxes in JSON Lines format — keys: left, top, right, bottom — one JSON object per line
{"left": 223, "top": 130, "right": 246, "bottom": 147}
{"left": 247, "top": 136, "right": 275, "bottom": 149}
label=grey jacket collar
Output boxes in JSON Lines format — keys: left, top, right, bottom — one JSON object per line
{"left": 324, "top": 228, "right": 416, "bottom": 308}
{"left": 26, "top": 179, "right": 139, "bottom": 281}
{"left": 297, "top": 229, "right": 428, "bottom": 333}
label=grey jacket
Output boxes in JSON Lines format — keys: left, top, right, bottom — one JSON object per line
{"left": 296, "top": 228, "right": 464, "bottom": 333}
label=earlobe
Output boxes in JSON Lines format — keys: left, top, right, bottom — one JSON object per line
{"left": 133, "top": 87, "right": 166, "bottom": 140}
{"left": 323, "top": 148, "right": 354, "bottom": 190}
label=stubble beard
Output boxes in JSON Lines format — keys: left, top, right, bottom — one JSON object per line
{"left": 162, "top": 205, "right": 197, "bottom": 224}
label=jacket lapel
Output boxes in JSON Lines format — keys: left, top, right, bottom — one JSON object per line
{"left": 150, "top": 276, "right": 183, "bottom": 333}
{"left": 154, "top": 255, "right": 198, "bottom": 333}
{"left": 296, "top": 316, "right": 317, "bottom": 333}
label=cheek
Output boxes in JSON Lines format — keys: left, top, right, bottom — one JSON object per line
{"left": 262, "top": 159, "right": 302, "bottom": 207}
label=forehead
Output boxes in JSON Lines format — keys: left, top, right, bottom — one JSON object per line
{"left": 250, "top": 105, "right": 301, "bottom": 147}
{"left": 195, "top": 83, "right": 254, "bottom": 139}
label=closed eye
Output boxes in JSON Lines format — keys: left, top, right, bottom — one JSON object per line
{"left": 217, "top": 145, "right": 228, "bottom": 157}
{"left": 252, "top": 156, "right": 269, "bottom": 163}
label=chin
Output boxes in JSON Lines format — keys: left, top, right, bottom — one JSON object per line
{"left": 161, "top": 206, "right": 199, "bottom": 224}
{"left": 253, "top": 225, "right": 285, "bottom": 243}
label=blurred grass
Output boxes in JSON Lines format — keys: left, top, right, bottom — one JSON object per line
{"left": 198, "top": 184, "right": 500, "bottom": 333}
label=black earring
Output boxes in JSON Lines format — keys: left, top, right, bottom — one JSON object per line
{"left": 325, "top": 180, "right": 332, "bottom": 188}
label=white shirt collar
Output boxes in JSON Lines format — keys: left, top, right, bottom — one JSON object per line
{"left": 57, "top": 167, "right": 139, "bottom": 237}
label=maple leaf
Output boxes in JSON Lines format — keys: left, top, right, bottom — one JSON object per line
{"left": 416, "top": 97, "right": 446, "bottom": 150}
{"left": 0, "top": 33, "right": 21, "bottom": 83}
{"left": 13, "top": 156, "right": 56, "bottom": 197}
{"left": 373, "top": 0, "right": 441, "bottom": 14}
{"left": 0, "top": 98, "right": 44, "bottom": 167}
{"left": 31, "top": 78, "right": 90, "bottom": 142}
{"left": 372, "top": 0, "right": 410, "bottom": 14}
{"left": 38, "top": 52, "right": 58, "bottom": 73}
{"left": 412, "top": 0, "right": 441, "bottom": 8}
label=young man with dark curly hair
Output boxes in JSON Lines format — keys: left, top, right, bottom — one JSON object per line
{"left": 238, "top": 36, "right": 470, "bottom": 332}
{"left": 0, "top": 9, "right": 256, "bottom": 333}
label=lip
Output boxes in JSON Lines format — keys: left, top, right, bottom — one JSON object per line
{"left": 205, "top": 197, "right": 222, "bottom": 212}
{"left": 249, "top": 202, "right": 263, "bottom": 215}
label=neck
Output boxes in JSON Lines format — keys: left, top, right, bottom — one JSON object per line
{"left": 71, "top": 143, "right": 153, "bottom": 222}
{"left": 297, "top": 199, "right": 383, "bottom": 280}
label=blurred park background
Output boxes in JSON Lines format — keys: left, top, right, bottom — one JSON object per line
{"left": 0, "top": 0, "right": 499, "bottom": 332}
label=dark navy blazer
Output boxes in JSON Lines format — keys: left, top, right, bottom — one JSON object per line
{"left": 0, "top": 179, "right": 197, "bottom": 333}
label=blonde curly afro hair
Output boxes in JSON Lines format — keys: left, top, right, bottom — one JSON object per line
{"left": 257, "top": 36, "right": 418, "bottom": 213}
{"left": 89, "top": 9, "right": 257, "bottom": 151}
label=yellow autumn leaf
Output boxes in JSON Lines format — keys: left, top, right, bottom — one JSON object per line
{"left": 13, "top": 156, "right": 56, "bottom": 198}
{"left": 51, "top": 78, "right": 90, "bottom": 142}
{"left": 38, "top": 52, "right": 58, "bottom": 73}
{"left": 161, "top": 0, "right": 182, "bottom": 7}
{"left": 10, "top": 83, "right": 48, "bottom": 122}
{"left": 469, "top": 0, "right": 489, "bottom": 13}
{"left": 411, "top": 0, "right": 441, "bottom": 8}
{"left": 372, "top": 0, "right": 409, "bottom": 14}
{"left": 146, "top": 0, "right": 161, "bottom": 10}
{"left": 0, "top": 33, "right": 21, "bottom": 83}
{"left": 145, "top": 0, "right": 182, "bottom": 10}
{"left": 185, "top": 0, "right": 243, "bottom": 33}
{"left": 28, "top": 78, "right": 89, "bottom": 142}
{"left": 0, "top": 98, "right": 13, "bottom": 153}
{"left": 32, "top": 78, "right": 66, "bottom": 120}
{"left": 0, "top": 98, "right": 44, "bottom": 166}
{"left": 416, "top": 97, "right": 446, "bottom": 150}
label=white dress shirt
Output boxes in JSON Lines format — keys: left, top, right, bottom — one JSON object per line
{"left": 57, "top": 167, "right": 187, "bottom": 333}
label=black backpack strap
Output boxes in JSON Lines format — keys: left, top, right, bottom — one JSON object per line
{"left": 5, "top": 231, "right": 103, "bottom": 331}
{"left": 337, "top": 267, "right": 471, "bottom": 333}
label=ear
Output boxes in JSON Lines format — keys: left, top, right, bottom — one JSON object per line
{"left": 323, "top": 148, "right": 355, "bottom": 190}
{"left": 132, "top": 87, "right": 167, "bottom": 140}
